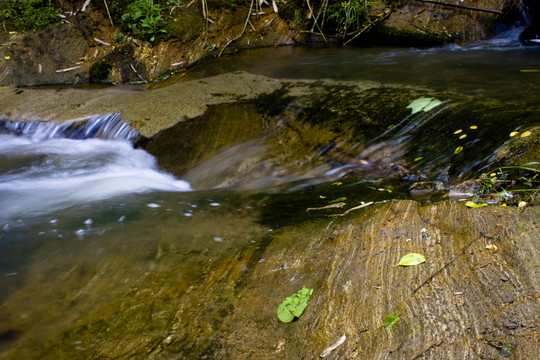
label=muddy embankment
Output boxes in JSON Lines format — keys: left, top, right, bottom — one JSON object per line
{"left": 0, "top": 0, "right": 512, "bottom": 86}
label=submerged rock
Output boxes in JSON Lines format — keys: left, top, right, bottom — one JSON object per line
{"left": 1, "top": 200, "right": 537, "bottom": 359}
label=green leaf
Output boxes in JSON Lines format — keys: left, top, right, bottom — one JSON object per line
{"left": 381, "top": 313, "right": 399, "bottom": 328}
{"left": 277, "top": 286, "right": 313, "bottom": 323}
{"left": 465, "top": 201, "right": 487, "bottom": 208}
{"left": 397, "top": 253, "right": 426, "bottom": 266}
{"left": 406, "top": 98, "right": 442, "bottom": 115}
{"left": 329, "top": 197, "right": 347, "bottom": 204}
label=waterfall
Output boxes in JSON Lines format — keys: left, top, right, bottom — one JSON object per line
{"left": 0, "top": 113, "right": 190, "bottom": 221}
{"left": 0, "top": 112, "right": 140, "bottom": 141}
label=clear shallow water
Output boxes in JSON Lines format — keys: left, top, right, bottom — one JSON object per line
{"left": 178, "top": 30, "right": 540, "bottom": 104}
{"left": 0, "top": 40, "right": 539, "bottom": 356}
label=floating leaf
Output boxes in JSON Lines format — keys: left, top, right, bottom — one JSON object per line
{"left": 454, "top": 146, "right": 463, "bottom": 154}
{"left": 331, "top": 181, "right": 342, "bottom": 186}
{"left": 459, "top": 134, "right": 467, "bottom": 139}
{"left": 396, "top": 253, "right": 426, "bottom": 266}
{"left": 520, "top": 69, "right": 540, "bottom": 72}
{"left": 381, "top": 313, "right": 400, "bottom": 328}
{"left": 277, "top": 286, "right": 313, "bottom": 323}
{"left": 406, "top": 98, "right": 442, "bottom": 115}
{"left": 414, "top": 157, "right": 423, "bottom": 162}
{"left": 520, "top": 130, "right": 532, "bottom": 137}
{"left": 453, "top": 129, "right": 463, "bottom": 134}
{"left": 470, "top": 125, "right": 478, "bottom": 129}
{"left": 4, "top": 56, "right": 10, "bottom": 60}
{"left": 509, "top": 131, "right": 519, "bottom": 137}
{"left": 465, "top": 201, "right": 487, "bottom": 208}
{"left": 329, "top": 197, "right": 347, "bottom": 204}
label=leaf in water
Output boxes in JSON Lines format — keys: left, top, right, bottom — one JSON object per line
{"left": 277, "top": 286, "right": 313, "bottom": 323}
{"left": 329, "top": 197, "right": 347, "bottom": 204}
{"left": 454, "top": 146, "right": 463, "bottom": 154}
{"left": 380, "top": 313, "right": 400, "bottom": 328}
{"left": 520, "top": 131, "right": 532, "bottom": 137}
{"left": 414, "top": 157, "right": 423, "bottom": 162}
{"left": 470, "top": 125, "right": 478, "bottom": 129}
{"left": 465, "top": 201, "right": 487, "bottom": 208}
{"left": 520, "top": 69, "right": 540, "bottom": 72}
{"left": 509, "top": 131, "right": 519, "bottom": 137}
{"left": 454, "top": 129, "right": 463, "bottom": 134}
{"left": 397, "top": 253, "right": 426, "bottom": 266}
{"left": 459, "top": 134, "right": 467, "bottom": 139}
{"left": 4, "top": 56, "right": 10, "bottom": 60}
{"left": 406, "top": 98, "right": 442, "bottom": 115}
{"left": 332, "top": 181, "right": 342, "bottom": 186}
{"left": 319, "top": 195, "right": 327, "bottom": 199}
{"left": 423, "top": 99, "right": 442, "bottom": 112}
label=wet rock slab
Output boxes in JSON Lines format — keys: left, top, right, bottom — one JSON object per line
{"left": 0, "top": 201, "right": 538, "bottom": 359}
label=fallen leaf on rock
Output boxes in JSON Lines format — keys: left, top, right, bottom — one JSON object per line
{"left": 397, "top": 253, "right": 426, "bottom": 266}
{"left": 465, "top": 201, "right": 487, "bottom": 208}
{"left": 407, "top": 98, "right": 442, "bottom": 115}
{"left": 277, "top": 286, "right": 313, "bottom": 323}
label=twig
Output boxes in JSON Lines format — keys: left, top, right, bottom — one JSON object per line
{"left": 56, "top": 66, "right": 81, "bottom": 73}
{"left": 81, "top": 0, "right": 91, "bottom": 12}
{"left": 328, "top": 202, "right": 374, "bottom": 217}
{"left": 306, "top": 0, "right": 327, "bottom": 43}
{"left": 218, "top": 0, "right": 255, "bottom": 57}
{"left": 130, "top": 63, "right": 147, "bottom": 83}
{"left": 103, "top": 0, "right": 114, "bottom": 26}
{"left": 343, "top": 10, "right": 392, "bottom": 45}
{"left": 417, "top": 0, "right": 503, "bottom": 14}
{"left": 93, "top": 37, "right": 111, "bottom": 46}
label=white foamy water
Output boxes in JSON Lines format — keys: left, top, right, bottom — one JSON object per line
{"left": 0, "top": 134, "right": 191, "bottom": 220}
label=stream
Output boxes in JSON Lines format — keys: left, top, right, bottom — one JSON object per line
{"left": 0, "top": 34, "right": 539, "bottom": 358}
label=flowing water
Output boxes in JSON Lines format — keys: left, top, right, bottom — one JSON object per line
{"left": 0, "top": 38, "right": 539, "bottom": 357}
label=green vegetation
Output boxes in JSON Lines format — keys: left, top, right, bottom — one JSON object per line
{"left": 479, "top": 163, "right": 540, "bottom": 203}
{"left": 1, "top": 0, "right": 59, "bottom": 32}
{"left": 380, "top": 312, "right": 400, "bottom": 328}
{"left": 121, "top": 0, "right": 167, "bottom": 43}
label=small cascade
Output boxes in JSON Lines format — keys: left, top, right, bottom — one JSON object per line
{"left": 0, "top": 113, "right": 140, "bottom": 142}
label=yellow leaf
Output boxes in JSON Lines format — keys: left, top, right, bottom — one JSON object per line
{"left": 459, "top": 134, "right": 467, "bottom": 139}
{"left": 520, "top": 69, "right": 540, "bottom": 72}
{"left": 4, "top": 56, "right": 10, "bottom": 60}
{"left": 470, "top": 125, "right": 478, "bottom": 129}
{"left": 520, "top": 131, "right": 531, "bottom": 138}
{"left": 454, "top": 146, "right": 463, "bottom": 154}
{"left": 453, "top": 129, "right": 462, "bottom": 134}
{"left": 465, "top": 201, "right": 487, "bottom": 208}
{"left": 509, "top": 131, "right": 519, "bottom": 137}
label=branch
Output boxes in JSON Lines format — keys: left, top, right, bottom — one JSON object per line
{"left": 218, "top": 0, "right": 255, "bottom": 57}
{"left": 417, "top": 0, "right": 503, "bottom": 15}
